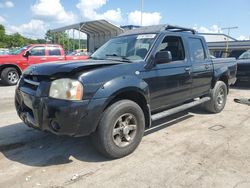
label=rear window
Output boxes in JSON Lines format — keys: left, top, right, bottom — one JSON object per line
{"left": 48, "top": 47, "right": 61, "bottom": 56}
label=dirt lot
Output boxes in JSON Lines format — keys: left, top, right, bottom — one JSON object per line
{"left": 0, "top": 83, "right": 250, "bottom": 188}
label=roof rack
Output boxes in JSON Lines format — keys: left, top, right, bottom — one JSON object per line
{"left": 165, "top": 25, "right": 196, "bottom": 34}
{"left": 120, "top": 24, "right": 197, "bottom": 36}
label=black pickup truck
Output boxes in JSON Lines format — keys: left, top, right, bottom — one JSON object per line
{"left": 15, "top": 25, "right": 237, "bottom": 158}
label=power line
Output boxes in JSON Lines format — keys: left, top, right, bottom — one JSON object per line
{"left": 141, "top": 0, "right": 143, "bottom": 26}
{"left": 221, "top": 26, "right": 238, "bottom": 56}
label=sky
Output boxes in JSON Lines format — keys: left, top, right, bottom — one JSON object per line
{"left": 0, "top": 0, "right": 249, "bottom": 40}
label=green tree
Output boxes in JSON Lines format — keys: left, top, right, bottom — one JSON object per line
{"left": 0, "top": 24, "right": 6, "bottom": 47}
{"left": 0, "top": 24, "right": 5, "bottom": 36}
{"left": 45, "top": 30, "right": 54, "bottom": 42}
{"left": 45, "top": 30, "right": 87, "bottom": 51}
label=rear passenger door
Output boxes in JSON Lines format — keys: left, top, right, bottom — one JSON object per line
{"left": 46, "top": 46, "right": 65, "bottom": 62}
{"left": 188, "top": 37, "right": 213, "bottom": 97}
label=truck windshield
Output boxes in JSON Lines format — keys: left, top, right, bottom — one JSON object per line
{"left": 9, "top": 46, "right": 30, "bottom": 55}
{"left": 91, "top": 34, "right": 157, "bottom": 62}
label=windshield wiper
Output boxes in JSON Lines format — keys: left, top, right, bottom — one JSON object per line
{"left": 105, "top": 54, "right": 131, "bottom": 62}
{"left": 90, "top": 56, "right": 105, "bottom": 60}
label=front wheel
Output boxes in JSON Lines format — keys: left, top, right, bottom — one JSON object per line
{"left": 1, "top": 67, "right": 20, "bottom": 86}
{"left": 92, "top": 100, "right": 145, "bottom": 158}
{"left": 203, "top": 81, "right": 227, "bottom": 113}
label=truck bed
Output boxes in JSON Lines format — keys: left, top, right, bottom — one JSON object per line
{"left": 212, "top": 58, "right": 237, "bottom": 85}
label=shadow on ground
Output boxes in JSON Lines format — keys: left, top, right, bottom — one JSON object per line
{"left": 0, "top": 123, "right": 108, "bottom": 167}
{"left": 232, "top": 81, "right": 250, "bottom": 90}
{"left": 0, "top": 80, "right": 14, "bottom": 87}
{"left": 0, "top": 81, "right": 6, "bottom": 87}
{"left": 0, "top": 111, "right": 195, "bottom": 167}
{"left": 189, "top": 106, "right": 212, "bottom": 115}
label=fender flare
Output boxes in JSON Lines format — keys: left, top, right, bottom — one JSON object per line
{"left": 212, "top": 66, "right": 229, "bottom": 89}
{"left": 0, "top": 64, "right": 23, "bottom": 75}
{"left": 87, "top": 75, "right": 151, "bottom": 132}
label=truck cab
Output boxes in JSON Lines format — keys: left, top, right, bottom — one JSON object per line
{"left": 139, "top": 31, "right": 214, "bottom": 111}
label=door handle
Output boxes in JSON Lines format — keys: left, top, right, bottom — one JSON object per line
{"left": 40, "top": 58, "right": 47, "bottom": 61}
{"left": 58, "top": 57, "right": 64, "bottom": 60}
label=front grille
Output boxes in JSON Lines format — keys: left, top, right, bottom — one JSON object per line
{"left": 23, "top": 79, "right": 39, "bottom": 90}
{"left": 22, "top": 75, "right": 49, "bottom": 91}
{"left": 24, "top": 75, "right": 47, "bottom": 82}
{"left": 24, "top": 79, "right": 40, "bottom": 86}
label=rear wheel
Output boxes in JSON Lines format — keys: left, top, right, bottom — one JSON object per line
{"left": 203, "top": 81, "right": 227, "bottom": 113}
{"left": 92, "top": 100, "right": 145, "bottom": 158}
{"left": 1, "top": 67, "right": 20, "bottom": 86}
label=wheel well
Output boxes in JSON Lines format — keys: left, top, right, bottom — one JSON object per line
{"left": 0, "top": 64, "right": 22, "bottom": 76}
{"left": 218, "top": 75, "right": 229, "bottom": 93}
{"left": 105, "top": 90, "right": 150, "bottom": 128}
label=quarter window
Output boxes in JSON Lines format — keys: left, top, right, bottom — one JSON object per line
{"left": 189, "top": 38, "right": 206, "bottom": 61}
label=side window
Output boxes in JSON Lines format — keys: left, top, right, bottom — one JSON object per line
{"left": 29, "top": 46, "right": 45, "bottom": 56}
{"left": 48, "top": 47, "right": 61, "bottom": 56}
{"left": 189, "top": 38, "right": 206, "bottom": 61}
{"left": 157, "top": 36, "right": 185, "bottom": 62}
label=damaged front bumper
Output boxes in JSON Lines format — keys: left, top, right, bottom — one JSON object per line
{"left": 15, "top": 82, "right": 106, "bottom": 137}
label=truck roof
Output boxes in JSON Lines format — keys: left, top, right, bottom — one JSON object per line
{"left": 28, "top": 44, "right": 62, "bottom": 47}
{"left": 119, "top": 24, "right": 196, "bottom": 36}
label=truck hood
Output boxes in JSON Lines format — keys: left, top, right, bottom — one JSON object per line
{"left": 23, "top": 60, "right": 122, "bottom": 76}
{"left": 0, "top": 55, "right": 14, "bottom": 58}
{"left": 0, "top": 54, "right": 19, "bottom": 62}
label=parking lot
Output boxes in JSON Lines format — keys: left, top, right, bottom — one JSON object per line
{"left": 0, "top": 84, "right": 249, "bottom": 188}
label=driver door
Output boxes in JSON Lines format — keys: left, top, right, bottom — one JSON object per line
{"left": 143, "top": 35, "right": 192, "bottom": 111}
{"left": 27, "top": 46, "right": 46, "bottom": 65}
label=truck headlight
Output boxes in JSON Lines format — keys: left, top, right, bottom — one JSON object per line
{"left": 49, "top": 79, "right": 83, "bottom": 100}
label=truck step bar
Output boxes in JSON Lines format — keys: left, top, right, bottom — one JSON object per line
{"left": 151, "top": 97, "right": 211, "bottom": 121}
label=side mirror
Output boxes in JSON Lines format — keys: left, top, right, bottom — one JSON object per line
{"left": 155, "top": 51, "right": 172, "bottom": 64}
{"left": 23, "top": 51, "right": 30, "bottom": 58}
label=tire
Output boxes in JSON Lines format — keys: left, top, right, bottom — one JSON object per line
{"left": 1, "top": 67, "right": 20, "bottom": 86}
{"left": 92, "top": 100, "right": 145, "bottom": 158}
{"left": 203, "top": 81, "right": 227, "bottom": 113}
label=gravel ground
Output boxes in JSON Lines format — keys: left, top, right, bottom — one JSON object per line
{"left": 0, "top": 83, "right": 250, "bottom": 188}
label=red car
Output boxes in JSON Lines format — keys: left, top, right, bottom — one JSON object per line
{"left": 0, "top": 44, "right": 89, "bottom": 85}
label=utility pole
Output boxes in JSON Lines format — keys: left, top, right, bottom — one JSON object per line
{"left": 141, "top": 0, "right": 143, "bottom": 26}
{"left": 221, "top": 26, "right": 238, "bottom": 57}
